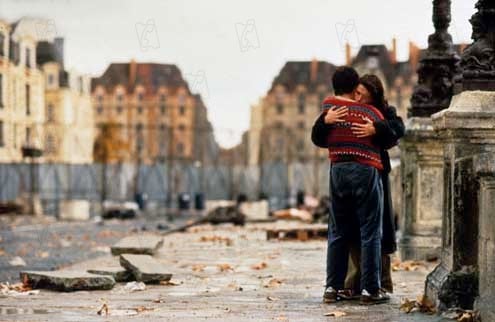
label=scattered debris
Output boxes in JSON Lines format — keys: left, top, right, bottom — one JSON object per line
{"left": 20, "top": 271, "right": 115, "bottom": 292}
{"left": 101, "top": 201, "right": 139, "bottom": 220}
{"left": 87, "top": 267, "right": 133, "bottom": 282}
{"left": 266, "top": 225, "right": 327, "bottom": 241}
{"left": 0, "top": 282, "right": 40, "bottom": 297}
{"left": 0, "top": 202, "right": 24, "bottom": 215}
{"left": 324, "top": 311, "right": 347, "bottom": 317}
{"left": 399, "top": 295, "right": 436, "bottom": 314}
{"left": 199, "top": 235, "right": 233, "bottom": 246}
{"left": 123, "top": 281, "right": 146, "bottom": 292}
{"left": 111, "top": 234, "right": 164, "bottom": 256}
{"left": 160, "top": 280, "right": 181, "bottom": 286}
{"left": 119, "top": 254, "right": 172, "bottom": 283}
{"left": 266, "top": 296, "right": 279, "bottom": 301}
{"left": 272, "top": 208, "right": 313, "bottom": 222}
{"left": 97, "top": 302, "right": 109, "bottom": 316}
{"left": 9, "top": 256, "right": 26, "bottom": 267}
{"left": 441, "top": 308, "right": 481, "bottom": 321}
{"left": 251, "top": 262, "right": 268, "bottom": 270}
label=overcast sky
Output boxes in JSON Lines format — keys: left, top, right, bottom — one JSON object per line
{"left": 0, "top": 0, "right": 477, "bottom": 147}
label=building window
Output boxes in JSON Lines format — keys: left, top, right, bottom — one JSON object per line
{"left": 319, "top": 92, "right": 326, "bottom": 105}
{"left": 25, "top": 127, "right": 31, "bottom": 145}
{"left": 13, "top": 124, "right": 17, "bottom": 148}
{"left": 298, "top": 121, "right": 305, "bottom": 130}
{"left": 160, "top": 94, "right": 166, "bottom": 102}
{"left": 136, "top": 123, "right": 144, "bottom": 152}
{"left": 176, "top": 142, "right": 184, "bottom": 155}
{"left": 25, "top": 48, "right": 31, "bottom": 68}
{"left": 298, "top": 94, "right": 305, "bottom": 114}
{"left": 47, "top": 103, "right": 55, "bottom": 122}
{"left": 117, "top": 94, "right": 123, "bottom": 102}
{"left": 45, "top": 134, "right": 56, "bottom": 153}
{"left": 276, "top": 103, "right": 283, "bottom": 114}
{"left": 160, "top": 104, "right": 166, "bottom": 114}
{"left": 178, "top": 124, "right": 185, "bottom": 131}
{"left": 297, "top": 140, "right": 305, "bottom": 150}
{"left": 0, "top": 74, "right": 3, "bottom": 107}
{"left": 0, "top": 32, "right": 4, "bottom": 57}
{"left": 97, "top": 105, "right": 103, "bottom": 114}
{"left": 179, "top": 105, "right": 185, "bottom": 115}
{"left": 0, "top": 121, "right": 4, "bottom": 147}
{"left": 25, "top": 84, "right": 30, "bottom": 115}
{"left": 116, "top": 106, "right": 123, "bottom": 114}
{"left": 137, "top": 93, "right": 143, "bottom": 101}
{"left": 97, "top": 95, "right": 103, "bottom": 103}
{"left": 137, "top": 106, "right": 143, "bottom": 114}
{"left": 47, "top": 73, "right": 55, "bottom": 86}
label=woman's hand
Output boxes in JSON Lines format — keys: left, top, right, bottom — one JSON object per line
{"left": 324, "top": 106, "right": 348, "bottom": 124}
{"left": 351, "top": 118, "right": 376, "bottom": 138}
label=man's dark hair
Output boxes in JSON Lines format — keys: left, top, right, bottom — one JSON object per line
{"left": 332, "top": 66, "right": 359, "bottom": 95}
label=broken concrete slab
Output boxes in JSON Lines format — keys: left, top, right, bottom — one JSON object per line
{"left": 111, "top": 234, "right": 163, "bottom": 256}
{"left": 20, "top": 270, "right": 115, "bottom": 292}
{"left": 119, "top": 254, "right": 172, "bottom": 284}
{"left": 87, "top": 267, "right": 133, "bottom": 282}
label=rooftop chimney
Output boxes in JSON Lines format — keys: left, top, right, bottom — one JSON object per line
{"left": 345, "top": 43, "right": 352, "bottom": 65}
{"left": 129, "top": 59, "right": 137, "bottom": 88}
{"left": 310, "top": 57, "right": 318, "bottom": 83}
{"left": 390, "top": 37, "right": 397, "bottom": 63}
{"left": 408, "top": 41, "right": 420, "bottom": 72}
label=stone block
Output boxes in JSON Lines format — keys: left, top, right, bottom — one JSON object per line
{"left": 20, "top": 270, "right": 115, "bottom": 291}
{"left": 111, "top": 234, "right": 163, "bottom": 256}
{"left": 239, "top": 200, "right": 269, "bottom": 220}
{"left": 119, "top": 254, "right": 172, "bottom": 284}
{"left": 87, "top": 266, "right": 133, "bottom": 282}
{"left": 59, "top": 200, "right": 90, "bottom": 221}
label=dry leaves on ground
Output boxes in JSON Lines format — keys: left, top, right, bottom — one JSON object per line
{"left": 324, "top": 311, "right": 347, "bottom": 317}
{"left": 199, "top": 235, "right": 233, "bottom": 246}
{"left": 0, "top": 282, "right": 39, "bottom": 297}
{"left": 263, "top": 278, "right": 283, "bottom": 288}
{"left": 400, "top": 295, "right": 436, "bottom": 314}
{"left": 392, "top": 259, "right": 426, "bottom": 271}
{"left": 217, "top": 263, "right": 234, "bottom": 272}
{"left": 251, "top": 261, "right": 268, "bottom": 270}
{"left": 192, "top": 264, "right": 206, "bottom": 272}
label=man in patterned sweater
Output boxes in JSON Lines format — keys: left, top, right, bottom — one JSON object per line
{"left": 311, "top": 66, "right": 390, "bottom": 305}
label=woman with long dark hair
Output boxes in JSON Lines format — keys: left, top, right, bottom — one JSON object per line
{"left": 342, "top": 74, "right": 405, "bottom": 297}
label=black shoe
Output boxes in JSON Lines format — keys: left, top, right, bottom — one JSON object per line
{"left": 323, "top": 286, "right": 338, "bottom": 303}
{"left": 360, "top": 289, "right": 390, "bottom": 305}
{"left": 338, "top": 289, "right": 361, "bottom": 301}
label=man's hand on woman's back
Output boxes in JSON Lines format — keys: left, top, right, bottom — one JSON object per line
{"left": 324, "top": 106, "right": 349, "bottom": 124}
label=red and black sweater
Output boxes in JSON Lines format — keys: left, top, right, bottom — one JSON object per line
{"left": 321, "top": 97, "right": 385, "bottom": 171}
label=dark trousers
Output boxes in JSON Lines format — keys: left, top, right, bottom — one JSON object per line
{"left": 325, "top": 162, "right": 383, "bottom": 293}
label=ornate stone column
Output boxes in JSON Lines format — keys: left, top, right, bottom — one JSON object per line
{"left": 426, "top": 0, "right": 495, "bottom": 313}
{"left": 399, "top": 0, "right": 459, "bottom": 260}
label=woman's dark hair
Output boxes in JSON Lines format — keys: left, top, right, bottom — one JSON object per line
{"left": 332, "top": 66, "right": 359, "bottom": 95}
{"left": 359, "top": 74, "right": 388, "bottom": 111}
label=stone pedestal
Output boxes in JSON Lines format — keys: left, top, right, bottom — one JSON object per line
{"left": 399, "top": 117, "right": 443, "bottom": 260}
{"left": 426, "top": 91, "right": 495, "bottom": 310}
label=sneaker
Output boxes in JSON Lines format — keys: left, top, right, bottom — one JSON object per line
{"left": 323, "top": 286, "right": 338, "bottom": 303}
{"left": 360, "top": 289, "right": 390, "bottom": 305}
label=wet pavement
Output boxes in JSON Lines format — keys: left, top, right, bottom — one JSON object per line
{"left": 0, "top": 214, "right": 193, "bottom": 282}
{"left": 0, "top": 219, "right": 452, "bottom": 321}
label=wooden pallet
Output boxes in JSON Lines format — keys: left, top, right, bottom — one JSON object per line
{"left": 266, "top": 226, "right": 328, "bottom": 241}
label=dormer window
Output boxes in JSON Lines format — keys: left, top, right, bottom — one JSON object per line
{"left": 47, "top": 73, "right": 55, "bottom": 86}
{"left": 0, "top": 32, "right": 4, "bottom": 57}
{"left": 137, "top": 93, "right": 143, "bottom": 101}
{"left": 25, "top": 47, "right": 31, "bottom": 68}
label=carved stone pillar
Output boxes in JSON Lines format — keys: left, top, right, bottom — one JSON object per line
{"left": 426, "top": 0, "right": 495, "bottom": 314}
{"left": 399, "top": 0, "right": 459, "bottom": 260}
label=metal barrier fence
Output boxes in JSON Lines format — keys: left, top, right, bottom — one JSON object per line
{"left": 0, "top": 160, "right": 331, "bottom": 216}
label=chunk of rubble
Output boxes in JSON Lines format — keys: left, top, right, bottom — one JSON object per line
{"left": 111, "top": 235, "right": 163, "bottom": 256}
{"left": 20, "top": 271, "right": 115, "bottom": 291}
{"left": 119, "top": 254, "right": 172, "bottom": 284}
{"left": 87, "top": 267, "right": 133, "bottom": 282}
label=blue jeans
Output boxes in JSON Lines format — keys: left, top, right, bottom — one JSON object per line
{"left": 326, "top": 162, "right": 383, "bottom": 293}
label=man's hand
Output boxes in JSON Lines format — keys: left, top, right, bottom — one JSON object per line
{"left": 351, "top": 118, "right": 376, "bottom": 138}
{"left": 324, "top": 106, "right": 348, "bottom": 124}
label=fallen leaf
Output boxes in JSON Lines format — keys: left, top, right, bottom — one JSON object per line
{"left": 37, "top": 251, "right": 49, "bottom": 258}
{"left": 135, "top": 306, "right": 154, "bottom": 313}
{"left": 324, "top": 311, "right": 347, "bottom": 317}
{"left": 152, "top": 298, "right": 165, "bottom": 303}
{"left": 160, "top": 280, "right": 181, "bottom": 286}
{"left": 251, "top": 262, "right": 268, "bottom": 270}
{"left": 9, "top": 256, "right": 26, "bottom": 267}
{"left": 97, "top": 303, "right": 109, "bottom": 316}
{"left": 263, "top": 278, "right": 283, "bottom": 288}
{"left": 192, "top": 264, "right": 206, "bottom": 272}
{"left": 217, "top": 263, "right": 234, "bottom": 272}
{"left": 199, "top": 235, "right": 233, "bottom": 246}
{"left": 400, "top": 295, "right": 436, "bottom": 314}
{"left": 266, "top": 296, "right": 279, "bottom": 301}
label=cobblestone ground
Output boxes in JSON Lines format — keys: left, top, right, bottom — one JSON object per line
{"left": 0, "top": 219, "right": 449, "bottom": 321}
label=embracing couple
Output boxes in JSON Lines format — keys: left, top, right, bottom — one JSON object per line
{"left": 311, "top": 66, "right": 405, "bottom": 305}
